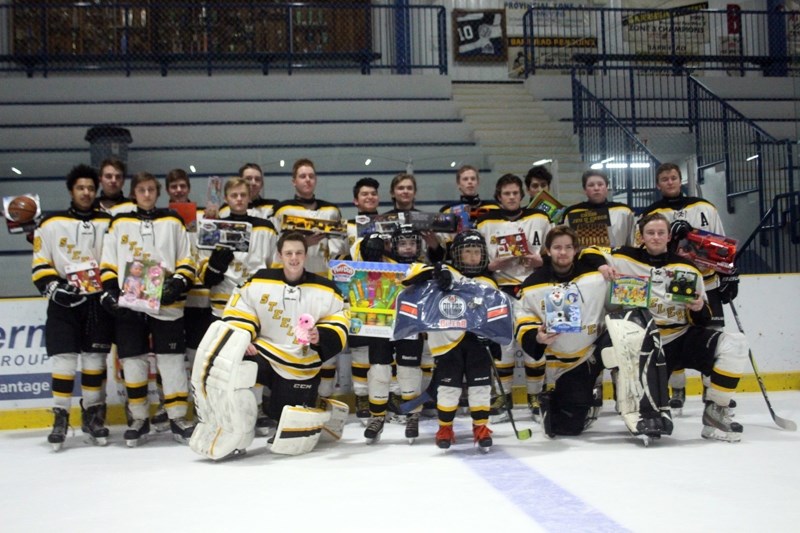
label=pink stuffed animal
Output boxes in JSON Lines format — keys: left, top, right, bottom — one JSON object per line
{"left": 295, "top": 313, "right": 316, "bottom": 345}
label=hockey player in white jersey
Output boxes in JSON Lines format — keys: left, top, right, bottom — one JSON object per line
{"left": 602, "top": 213, "right": 748, "bottom": 442}
{"left": 33, "top": 164, "right": 114, "bottom": 450}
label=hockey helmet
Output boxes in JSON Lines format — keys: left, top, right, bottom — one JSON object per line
{"left": 391, "top": 223, "right": 422, "bottom": 263}
{"left": 450, "top": 230, "right": 488, "bottom": 275}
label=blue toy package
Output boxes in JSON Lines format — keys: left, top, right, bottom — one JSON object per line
{"left": 545, "top": 284, "right": 582, "bottom": 333}
{"left": 392, "top": 278, "right": 514, "bottom": 345}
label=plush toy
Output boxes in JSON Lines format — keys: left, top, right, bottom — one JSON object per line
{"left": 295, "top": 313, "right": 316, "bottom": 345}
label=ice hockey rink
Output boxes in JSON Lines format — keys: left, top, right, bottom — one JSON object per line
{"left": 1, "top": 392, "right": 799, "bottom": 532}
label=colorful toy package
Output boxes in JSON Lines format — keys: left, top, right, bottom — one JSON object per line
{"left": 545, "top": 283, "right": 582, "bottom": 333}
{"left": 608, "top": 275, "right": 651, "bottom": 308}
{"left": 328, "top": 260, "right": 410, "bottom": 338}
{"left": 118, "top": 259, "right": 166, "bottom": 313}
{"left": 676, "top": 229, "right": 738, "bottom": 274}
{"left": 666, "top": 269, "right": 699, "bottom": 304}
{"left": 65, "top": 260, "right": 103, "bottom": 294}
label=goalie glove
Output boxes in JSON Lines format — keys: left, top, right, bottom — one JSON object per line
{"left": 160, "top": 274, "right": 189, "bottom": 305}
{"left": 44, "top": 280, "right": 86, "bottom": 308}
{"left": 433, "top": 262, "right": 453, "bottom": 291}
{"left": 717, "top": 269, "right": 739, "bottom": 304}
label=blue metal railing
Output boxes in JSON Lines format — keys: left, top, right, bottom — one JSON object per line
{"left": 736, "top": 192, "right": 800, "bottom": 274}
{"left": 0, "top": 2, "right": 448, "bottom": 77}
{"left": 522, "top": 6, "right": 800, "bottom": 76}
{"left": 571, "top": 73, "right": 661, "bottom": 211}
{"left": 688, "top": 76, "right": 796, "bottom": 218}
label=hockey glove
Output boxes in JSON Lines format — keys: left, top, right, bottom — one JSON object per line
{"left": 100, "top": 290, "right": 128, "bottom": 317}
{"left": 44, "top": 280, "right": 86, "bottom": 308}
{"left": 160, "top": 274, "right": 189, "bottom": 305}
{"left": 360, "top": 233, "right": 385, "bottom": 262}
{"left": 433, "top": 262, "right": 453, "bottom": 291}
{"left": 208, "top": 247, "right": 235, "bottom": 275}
{"left": 718, "top": 269, "right": 739, "bottom": 304}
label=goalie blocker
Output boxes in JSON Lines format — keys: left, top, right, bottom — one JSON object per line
{"left": 190, "top": 322, "right": 348, "bottom": 460}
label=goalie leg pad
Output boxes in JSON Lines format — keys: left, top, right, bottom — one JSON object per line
{"left": 189, "top": 321, "right": 257, "bottom": 460}
{"left": 270, "top": 405, "right": 331, "bottom": 455}
{"left": 319, "top": 397, "right": 349, "bottom": 441}
{"left": 605, "top": 309, "right": 669, "bottom": 437}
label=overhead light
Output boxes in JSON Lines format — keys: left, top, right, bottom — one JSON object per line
{"left": 606, "top": 163, "right": 629, "bottom": 169}
{"left": 279, "top": 160, "right": 285, "bottom": 167}
{"left": 189, "top": 165, "right": 196, "bottom": 173}
{"left": 450, "top": 161, "right": 457, "bottom": 168}
{"left": 11, "top": 167, "right": 21, "bottom": 175}
{"left": 746, "top": 154, "right": 759, "bottom": 161}
{"left": 533, "top": 159, "right": 552, "bottom": 165}
{"left": 600, "top": 157, "right": 615, "bottom": 164}
{"left": 630, "top": 162, "right": 651, "bottom": 168}
{"left": 590, "top": 163, "right": 604, "bottom": 170}
{"left": 364, "top": 158, "right": 371, "bottom": 166}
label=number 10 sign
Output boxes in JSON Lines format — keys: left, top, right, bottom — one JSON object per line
{"left": 452, "top": 9, "right": 507, "bottom": 63}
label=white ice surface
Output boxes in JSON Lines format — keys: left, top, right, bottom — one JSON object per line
{"left": 2, "top": 392, "right": 800, "bottom": 533}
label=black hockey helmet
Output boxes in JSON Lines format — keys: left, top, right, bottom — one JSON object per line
{"left": 450, "top": 230, "right": 488, "bottom": 275}
{"left": 391, "top": 223, "right": 422, "bottom": 263}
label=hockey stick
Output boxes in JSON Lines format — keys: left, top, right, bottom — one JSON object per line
{"left": 486, "top": 348, "right": 533, "bottom": 441}
{"left": 728, "top": 302, "right": 797, "bottom": 431}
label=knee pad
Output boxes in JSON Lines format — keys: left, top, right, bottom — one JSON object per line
{"left": 190, "top": 321, "right": 257, "bottom": 460}
{"left": 551, "top": 404, "right": 591, "bottom": 436}
{"left": 396, "top": 365, "right": 422, "bottom": 399}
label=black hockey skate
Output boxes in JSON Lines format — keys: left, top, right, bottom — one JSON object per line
{"left": 355, "top": 395, "right": 370, "bottom": 426}
{"left": 701, "top": 402, "right": 743, "bottom": 442}
{"left": 539, "top": 391, "right": 555, "bottom": 439}
{"left": 473, "top": 424, "right": 492, "bottom": 453}
{"left": 435, "top": 425, "right": 455, "bottom": 450}
{"left": 387, "top": 393, "right": 405, "bottom": 423}
{"left": 364, "top": 417, "right": 385, "bottom": 444}
{"left": 170, "top": 417, "right": 196, "bottom": 444}
{"left": 80, "top": 401, "right": 109, "bottom": 446}
{"left": 124, "top": 418, "right": 150, "bottom": 447}
{"left": 405, "top": 413, "right": 420, "bottom": 444}
{"left": 150, "top": 405, "right": 170, "bottom": 433}
{"left": 48, "top": 407, "right": 70, "bottom": 452}
{"left": 669, "top": 387, "right": 685, "bottom": 415}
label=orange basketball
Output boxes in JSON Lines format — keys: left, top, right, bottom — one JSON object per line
{"left": 6, "top": 195, "right": 38, "bottom": 223}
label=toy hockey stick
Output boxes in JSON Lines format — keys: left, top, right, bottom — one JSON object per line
{"left": 487, "top": 348, "right": 532, "bottom": 441}
{"left": 729, "top": 302, "right": 796, "bottom": 431}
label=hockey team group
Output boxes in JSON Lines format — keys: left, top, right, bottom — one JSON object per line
{"left": 30, "top": 156, "right": 748, "bottom": 458}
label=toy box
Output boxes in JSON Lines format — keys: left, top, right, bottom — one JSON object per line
{"left": 608, "top": 275, "right": 650, "bottom": 308}
{"left": 282, "top": 214, "right": 347, "bottom": 236}
{"left": 118, "top": 259, "right": 166, "bottom": 313}
{"left": 545, "top": 283, "right": 582, "bottom": 333}
{"left": 492, "top": 231, "right": 531, "bottom": 257}
{"left": 528, "top": 190, "right": 565, "bottom": 223}
{"left": 197, "top": 219, "right": 252, "bottom": 252}
{"left": 328, "top": 260, "right": 409, "bottom": 338}
{"left": 565, "top": 207, "right": 611, "bottom": 248}
{"left": 169, "top": 202, "right": 197, "bottom": 232}
{"left": 675, "top": 229, "right": 737, "bottom": 274}
{"left": 65, "top": 260, "right": 103, "bottom": 294}
{"left": 666, "top": 269, "right": 699, "bottom": 304}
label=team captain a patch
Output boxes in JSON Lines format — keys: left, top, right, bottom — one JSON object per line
{"left": 437, "top": 294, "right": 467, "bottom": 328}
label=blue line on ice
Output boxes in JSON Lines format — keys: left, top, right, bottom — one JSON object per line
{"left": 462, "top": 447, "right": 628, "bottom": 532}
